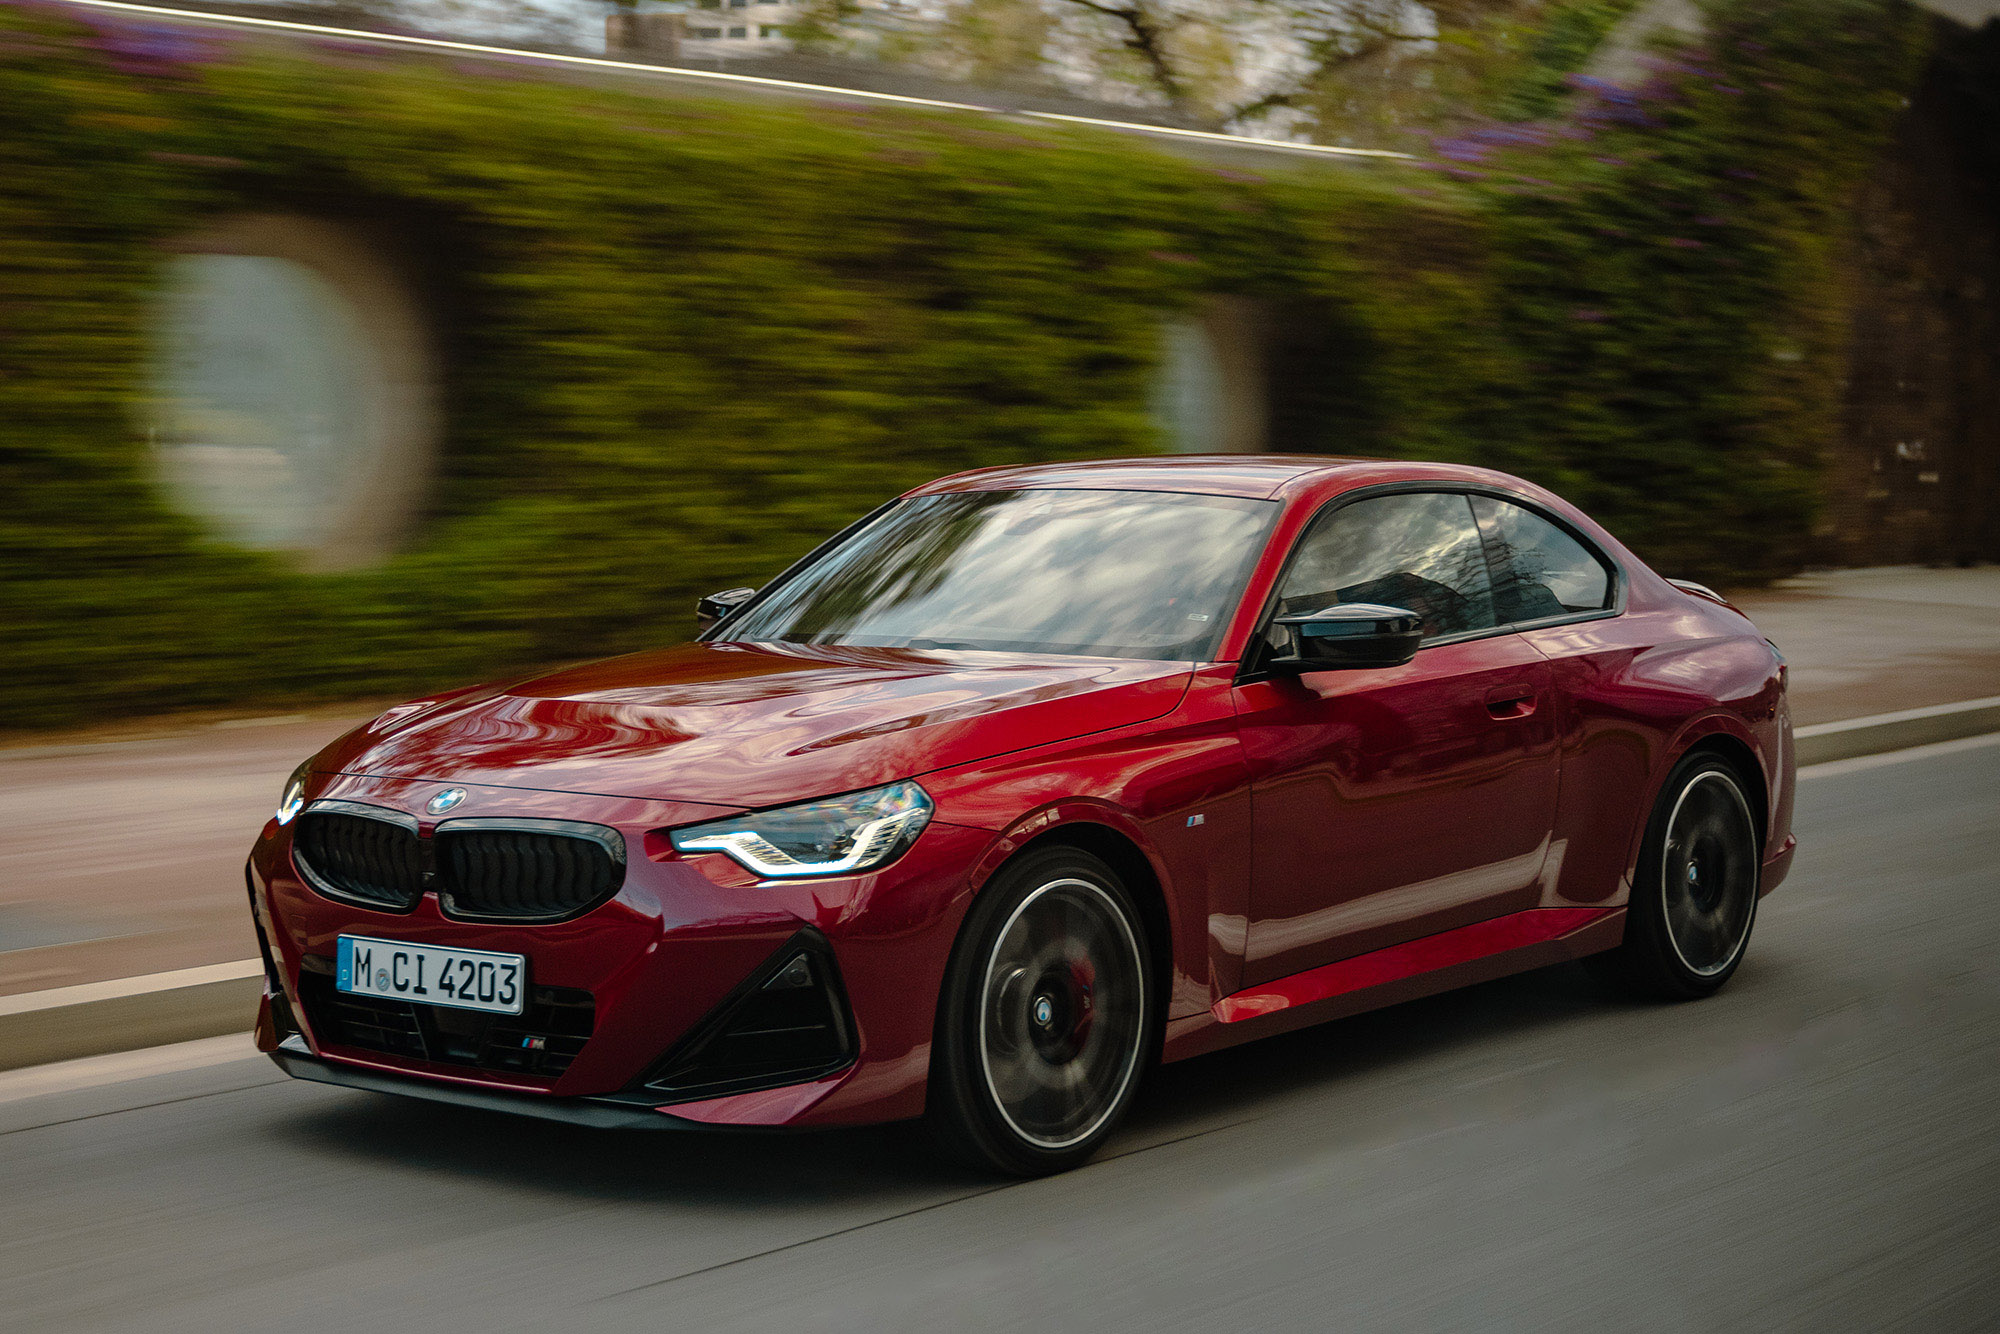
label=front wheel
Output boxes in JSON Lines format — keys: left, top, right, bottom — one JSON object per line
{"left": 1590, "top": 752, "right": 1761, "bottom": 1000}
{"left": 927, "top": 847, "right": 1152, "bottom": 1176}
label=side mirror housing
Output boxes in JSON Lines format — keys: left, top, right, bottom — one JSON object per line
{"left": 1270, "top": 603, "right": 1423, "bottom": 672}
{"left": 696, "top": 586, "right": 757, "bottom": 635}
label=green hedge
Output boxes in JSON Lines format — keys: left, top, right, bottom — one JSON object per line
{"left": 0, "top": 0, "right": 1926, "bottom": 729}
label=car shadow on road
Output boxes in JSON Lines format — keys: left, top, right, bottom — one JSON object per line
{"left": 273, "top": 955, "right": 1704, "bottom": 1207}
{"left": 1123, "top": 958, "right": 1616, "bottom": 1138}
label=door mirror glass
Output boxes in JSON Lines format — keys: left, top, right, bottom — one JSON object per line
{"left": 696, "top": 586, "right": 757, "bottom": 634}
{"left": 1271, "top": 603, "right": 1423, "bottom": 671}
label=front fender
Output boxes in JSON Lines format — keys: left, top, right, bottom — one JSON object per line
{"left": 921, "top": 668, "right": 1253, "bottom": 1018}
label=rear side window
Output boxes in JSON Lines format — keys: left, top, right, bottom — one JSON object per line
{"left": 1470, "top": 496, "right": 1613, "bottom": 623}
{"left": 1276, "top": 491, "right": 1496, "bottom": 641}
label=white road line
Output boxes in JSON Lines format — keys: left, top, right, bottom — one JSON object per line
{"left": 0, "top": 959, "right": 262, "bottom": 1016}
{"left": 1797, "top": 728, "right": 2000, "bottom": 779}
{"left": 57, "top": 0, "right": 1412, "bottom": 160}
{"left": 1794, "top": 694, "right": 2000, "bottom": 737}
{"left": 0, "top": 1032, "right": 261, "bottom": 1105}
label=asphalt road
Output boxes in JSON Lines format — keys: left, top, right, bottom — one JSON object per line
{"left": 4, "top": 737, "right": 1997, "bottom": 1333}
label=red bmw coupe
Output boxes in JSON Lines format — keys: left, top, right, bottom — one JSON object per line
{"left": 248, "top": 456, "right": 1795, "bottom": 1175}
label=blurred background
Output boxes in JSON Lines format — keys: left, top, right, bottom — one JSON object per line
{"left": 3, "top": 0, "right": 1995, "bottom": 730}
{"left": 2, "top": 0, "right": 1998, "bottom": 1328}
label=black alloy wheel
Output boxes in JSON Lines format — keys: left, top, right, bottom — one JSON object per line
{"left": 1590, "top": 752, "right": 1762, "bottom": 1000}
{"left": 928, "top": 846, "right": 1152, "bottom": 1176}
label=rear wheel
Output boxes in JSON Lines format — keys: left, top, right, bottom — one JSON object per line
{"left": 927, "top": 847, "right": 1152, "bottom": 1176}
{"left": 1590, "top": 752, "right": 1761, "bottom": 1000}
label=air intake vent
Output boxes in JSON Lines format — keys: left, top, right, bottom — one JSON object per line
{"left": 436, "top": 821, "right": 624, "bottom": 923}
{"left": 294, "top": 804, "right": 424, "bottom": 912}
{"left": 297, "top": 961, "right": 594, "bottom": 1079}
{"left": 642, "top": 930, "right": 855, "bottom": 1102}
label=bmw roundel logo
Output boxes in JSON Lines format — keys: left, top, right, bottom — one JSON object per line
{"left": 427, "top": 787, "right": 467, "bottom": 815}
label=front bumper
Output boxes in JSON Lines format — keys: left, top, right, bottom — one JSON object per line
{"left": 269, "top": 1038, "right": 715, "bottom": 1131}
{"left": 1758, "top": 832, "right": 1797, "bottom": 898}
{"left": 250, "top": 772, "right": 992, "bottom": 1129}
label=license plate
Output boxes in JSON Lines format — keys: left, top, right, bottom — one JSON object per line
{"left": 336, "top": 935, "right": 525, "bottom": 1016}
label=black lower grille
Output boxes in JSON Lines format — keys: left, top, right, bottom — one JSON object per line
{"left": 299, "top": 961, "right": 594, "bottom": 1079}
{"left": 437, "top": 824, "right": 623, "bottom": 922}
{"left": 642, "top": 931, "right": 855, "bottom": 1102}
{"left": 294, "top": 808, "right": 423, "bottom": 912}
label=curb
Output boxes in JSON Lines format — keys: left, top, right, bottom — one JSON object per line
{"left": 0, "top": 962, "right": 263, "bottom": 1073}
{"left": 1792, "top": 694, "right": 2000, "bottom": 766}
{"left": 6, "top": 695, "right": 2000, "bottom": 1074}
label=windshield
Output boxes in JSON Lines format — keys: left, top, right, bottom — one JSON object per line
{"left": 720, "top": 488, "right": 1278, "bottom": 661}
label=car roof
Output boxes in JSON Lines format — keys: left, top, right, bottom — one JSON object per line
{"left": 910, "top": 455, "right": 1393, "bottom": 501}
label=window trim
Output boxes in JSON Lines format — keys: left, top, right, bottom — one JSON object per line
{"left": 1236, "top": 480, "right": 1626, "bottom": 682}
{"left": 1466, "top": 489, "right": 1622, "bottom": 634}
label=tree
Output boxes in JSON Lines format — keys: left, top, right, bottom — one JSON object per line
{"left": 790, "top": 0, "right": 1638, "bottom": 146}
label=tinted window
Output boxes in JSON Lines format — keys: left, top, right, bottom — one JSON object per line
{"left": 1471, "top": 496, "right": 1613, "bottom": 623}
{"left": 1276, "top": 491, "right": 1496, "bottom": 641}
{"left": 723, "top": 488, "right": 1277, "bottom": 661}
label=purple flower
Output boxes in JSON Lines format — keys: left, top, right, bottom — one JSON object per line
{"left": 1571, "top": 308, "right": 1608, "bottom": 322}
{"left": 1430, "top": 137, "right": 1494, "bottom": 163}
{"left": 1666, "top": 237, "right": 1704, "bottom": 249}
{"left": 76, "top": 15, "right": 234, "bottom": 72}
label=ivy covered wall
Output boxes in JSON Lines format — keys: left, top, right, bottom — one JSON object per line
{"left": 0, "top": 0, "right": 1928, "bottom": 728}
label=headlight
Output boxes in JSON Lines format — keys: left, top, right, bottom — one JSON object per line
{"left": 275, "top": 759, "right": 311, "bottom": 825}
{"left": 670, "top": 781, "right": 933, "bottom": 878}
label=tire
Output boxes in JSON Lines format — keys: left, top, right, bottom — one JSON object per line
{"left": 926, "top": 846, "right": 1154, "bottom": 1177}
{"left": 1589, "top": 751, "right": 1762, "bottom": 1000}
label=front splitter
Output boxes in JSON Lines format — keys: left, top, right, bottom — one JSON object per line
{"left": 269, "top": 1040, "right": 712, "bottom": 1132}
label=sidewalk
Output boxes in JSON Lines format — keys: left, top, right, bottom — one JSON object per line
{"left": 0, "top": 712, "right": 366, "bottom": 998}
{"left": 2, "top": 565, "right": 1996, "bottom": 1004}
{"left": 1729, "top": 565, "right": 2000, "bottom": 723}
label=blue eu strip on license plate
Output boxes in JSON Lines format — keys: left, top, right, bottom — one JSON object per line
{"left": 335, "top": 934, "right": 527, "bottom": 1016}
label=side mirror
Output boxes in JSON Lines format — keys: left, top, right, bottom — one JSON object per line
{"left": 1270, "top": 603, "right": 1422, "bottom": 672}
{"left": 696, "top": 586, "right": 757, "bottom": 634}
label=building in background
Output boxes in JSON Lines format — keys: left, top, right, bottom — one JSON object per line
{"left": 606, "top": 0, "right": 946, "bottom": 60}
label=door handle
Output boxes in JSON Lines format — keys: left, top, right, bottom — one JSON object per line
{"left": 1485, "top": 686, "right": 1538, "bottom": 720}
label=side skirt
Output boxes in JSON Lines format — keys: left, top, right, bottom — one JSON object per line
{"left": 1162, "top": 906, "right": 1625, "bottom": 1063}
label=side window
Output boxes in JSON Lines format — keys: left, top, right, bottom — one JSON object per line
{"left": 1471, "top": 496, "right": 1613, "bottom": 623}
{"left": 1276, "top": 492, "right": 1496, "bottom": 642}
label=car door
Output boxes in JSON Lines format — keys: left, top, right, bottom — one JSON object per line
{"left": 1232, "top": 489, "right": 1562, "bottom": 988}
{"left": 1468, "top": 492, "right": 1637, "bottom": 909}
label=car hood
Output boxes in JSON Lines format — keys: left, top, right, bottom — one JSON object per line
{"left": 320, "top": 642, "right": 1193, "bottom": 808}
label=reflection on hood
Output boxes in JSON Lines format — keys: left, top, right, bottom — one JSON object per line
{"left": 320, "top": 641, "right": 1194, "bottom": 808}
